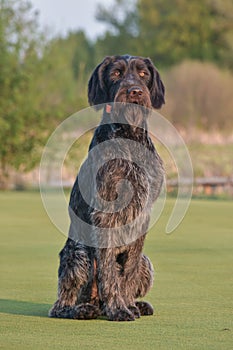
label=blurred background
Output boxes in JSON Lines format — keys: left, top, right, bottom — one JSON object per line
{"left": 0, "top": 0, "right": 232, "bottom": 197}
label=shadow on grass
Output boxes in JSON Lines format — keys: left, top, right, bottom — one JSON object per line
{"left": 0, "top": 299, "right": 50, "bottom": 317}
{"left": 0, "top": 299, "right": 110, "bottom": 322}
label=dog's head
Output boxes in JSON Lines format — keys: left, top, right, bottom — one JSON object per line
{"left": 88, "top": 55, "right": 165, "bottom": 110}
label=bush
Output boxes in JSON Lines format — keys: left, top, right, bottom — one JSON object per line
{"left": 163, "top": 61, "right": 233, "bottom": 131}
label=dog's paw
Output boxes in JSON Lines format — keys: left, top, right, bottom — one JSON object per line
{"left": 128, "top": 305, "right": 141, "bottom": 318}
{"left": 48, "top": 302, "right": 100, "bottom": 319}
{"left": 108, "top": 308, "right": 135, "bottom": 321}
{"left": 135, "top": 301, "right": 154, "bottom": 316}
{"left": 73, "top": 303, "right": 101, "bottom": 320}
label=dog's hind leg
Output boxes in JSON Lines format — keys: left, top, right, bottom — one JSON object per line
{"left": 49, "top": 239, "right": 100, "bottom": 319}
{"left": 134, "top": 254, "right": 154, "bottom": 316}
{"left": 116, "top": 249, "right": 154, "bottom": 318}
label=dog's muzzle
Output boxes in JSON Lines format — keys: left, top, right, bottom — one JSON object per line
{"left": 127, "top": 86, "right": 143, "bottom": 104}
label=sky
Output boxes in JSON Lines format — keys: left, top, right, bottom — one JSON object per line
{"left": 31, "top": 0, "right": 113, "bottom": 40}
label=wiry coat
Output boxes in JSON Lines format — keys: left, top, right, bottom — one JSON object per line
{"left": 49, "top": 55, "right": 165, "bottom": 321}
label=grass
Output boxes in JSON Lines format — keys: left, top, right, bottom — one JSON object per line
{"left": 0, "top": 192, "right": 232, "bottom": 349}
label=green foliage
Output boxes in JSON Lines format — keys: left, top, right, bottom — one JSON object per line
{"left": 71, "top": 31, "right": 94, "bottom": 79}
{"left": 38, "top": 31, "right": 91, "bottom": 118}
{"left": 94, "top": 0, "right": 138, "bottom": 62}
{"left": 96, "top": 0, "right": 138, "bottom": 37}
{"left": 138, "top": 0, "right": 217, "bottom": 65}
{"left": 0, "top": 0, "right": 46, "bottom": 186}
{"left": 0, "top": 1, "right": 92, "bottom": 188}
{"left": 96, "top": 0, "right": 233, "bottom": 69}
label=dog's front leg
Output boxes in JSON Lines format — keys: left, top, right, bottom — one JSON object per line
{"left": 96, "top": 248, "right": 135, "bottom": 321}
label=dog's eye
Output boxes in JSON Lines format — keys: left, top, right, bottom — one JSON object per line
{"left": 139, "top": 71, "right": 145, "bottom": 77}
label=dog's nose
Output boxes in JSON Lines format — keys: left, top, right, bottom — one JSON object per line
{"left": 127, "top": 86, "right": 143, "bottom": 97}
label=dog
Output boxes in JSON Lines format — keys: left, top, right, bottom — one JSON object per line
{"left": 49, "top": 55, "right": 165, "bottom": 321}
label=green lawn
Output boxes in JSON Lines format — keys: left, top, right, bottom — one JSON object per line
{"left": 0, "top": 192, "right": 232, "bottom": 349}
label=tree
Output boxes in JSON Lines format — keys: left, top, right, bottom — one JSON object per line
{"left": 137, "top": 0, "right": 233, "bottom": 67}
{"left": 71, "top": 31, "right": 95, "bottom": 79}
{"left": 0, "top": 1, "right": 94, "bottom": 188}
{"left": 0, "top": 0, "right": 47, "bottom": 187}
{"left": 95, "top": 0, "right": 233, "bottom": 69}
{"left": 38, "top": 30, "right": 92, "bottom": 118}
{"left": 95, "top": 0, "right": 138, "bottom": 60}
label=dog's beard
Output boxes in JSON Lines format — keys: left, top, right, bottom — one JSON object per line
{"left": 113, "top": 89, "right": 151, "bottom": 127}
{"left": 120, "top": 104, "right": 148, "bottom": 127}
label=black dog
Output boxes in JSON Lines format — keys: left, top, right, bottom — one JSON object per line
{"left": 49, "top": 55, "right": 165, "bottom": 321}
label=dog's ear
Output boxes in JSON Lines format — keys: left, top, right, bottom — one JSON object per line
{"left": 88, "top": 56, "right": 112, "bottom": 109}
{"left": 144, "top": 58, "right": 165, "bottom": 109}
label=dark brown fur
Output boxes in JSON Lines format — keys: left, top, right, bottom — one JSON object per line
{"left": 49, "top": 55, "right": 165, "bottom": 321}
